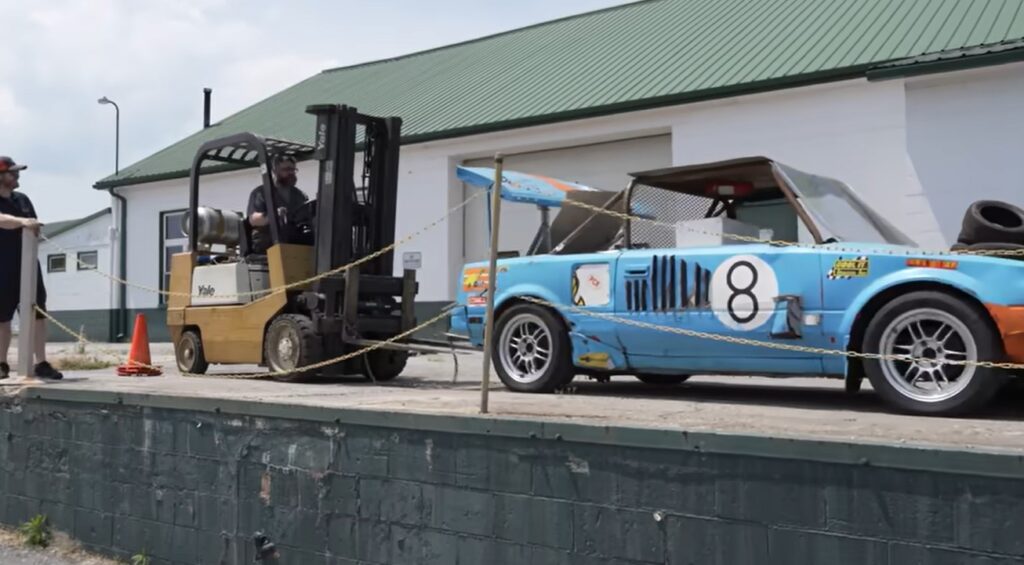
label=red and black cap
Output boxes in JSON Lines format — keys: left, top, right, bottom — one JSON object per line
{"left": 0, "top": 156, "right": 26, "bottom": 173}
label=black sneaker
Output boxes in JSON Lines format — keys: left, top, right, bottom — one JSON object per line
{"left": 34, "top": 361, "right": 63, "bottom": 380}
{"left": 0, "top": 362, "right": 8, "bottom": 380}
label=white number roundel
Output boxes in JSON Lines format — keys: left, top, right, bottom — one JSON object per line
{"left": 710, "top": 255, "right": 779, "bottom": 331}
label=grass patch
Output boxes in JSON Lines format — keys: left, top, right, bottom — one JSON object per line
{"left": 52, "top": 356, "right": 117, "bottom": 371}
{"left": 20, "top": 515, "right": 51, "bottom": 548}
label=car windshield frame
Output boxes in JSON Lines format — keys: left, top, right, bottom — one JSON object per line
{"left": 773, "top": 162, "right": 918, "bottom": 247}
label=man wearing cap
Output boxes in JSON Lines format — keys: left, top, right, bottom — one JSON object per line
{"left": 0, "top": 156, "right": 62, "bottom": 380}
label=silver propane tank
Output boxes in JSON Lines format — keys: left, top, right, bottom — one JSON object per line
{"left": 182, "top": 206, "right": 244, "bottom": 248}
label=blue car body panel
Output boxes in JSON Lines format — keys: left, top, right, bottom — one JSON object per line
{"left": 453, "top": 242, "right": 1024, "bottom": 378}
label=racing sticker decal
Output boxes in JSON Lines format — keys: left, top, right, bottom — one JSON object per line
{"left": 710, "top": 255, "right": 779, "bottom": 331}
{"left": 577, "top": 352, "right": 613, "bottom": 370}
{"left": 571, "top": 264, "right": 610, "bottom": 307}
{"left": 462, "top": 267, "right": 488, "bottom": 291}
{"left": 467, "top": 295, "right": 487, "bottom": 307}
{"left": 827, "top": 256, "right": 869, "bottom": 280}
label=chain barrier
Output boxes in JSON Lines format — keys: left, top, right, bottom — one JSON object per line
{"left": 559, "top": 197, "right": 1024, "bottom": 258}
{"left": 520, "top": 297, "right": 1024, "bottom": 371}
{"left": 39, "top": 191, "right": 484, "bottom": 300}
{"left": 36, "top": 305, "right": 457, "bottom": 380}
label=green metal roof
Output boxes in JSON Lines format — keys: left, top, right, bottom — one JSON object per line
{"left": 42, "top": 208, "right": 111, "bottom": 238}
{"left": 96, "top": 0, "right": 1024, "bottom": 189}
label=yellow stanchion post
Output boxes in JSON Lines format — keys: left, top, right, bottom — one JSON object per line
{"left": 480, "top": 154, "right": 504, "bottom": 414}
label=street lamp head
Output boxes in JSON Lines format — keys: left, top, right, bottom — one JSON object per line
{"left": 98, "top": 96, "right": 112, "bottom": 105}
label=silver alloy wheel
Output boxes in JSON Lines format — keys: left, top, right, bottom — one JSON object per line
{"left": 498, "top": 313, "right": 554, "bottom": 384}
{"left": 878, "top": 308, "right": 977, "bottom": 403}
{"left": 270, "top": 326, "right": 300, "bottom": 370}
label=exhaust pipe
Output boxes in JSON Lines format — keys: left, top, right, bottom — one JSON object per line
{"left": 203, "top": 88, "right": 212, "bottom": 128}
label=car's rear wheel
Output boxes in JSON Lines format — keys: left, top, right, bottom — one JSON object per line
{"left": 635, "top": 374, "right": 690, "bottom": 385}
{"left": 862, "top": 291, "right": 1006, "bottom": 416}
{"left": 492, "top": 303, "right": 573, "bottom": 393}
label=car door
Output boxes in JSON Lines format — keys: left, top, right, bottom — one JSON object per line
{"left": 615, "top": 244, "right": 828, "bottom": 375}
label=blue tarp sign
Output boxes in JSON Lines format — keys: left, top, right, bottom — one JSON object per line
{"left": 456, "top": 166, "right": 600, "bottom": 209}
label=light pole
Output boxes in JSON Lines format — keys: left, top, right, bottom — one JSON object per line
{"left": 97, "top": 96, "right": 119, "bottom": 173}
{"left": 98, "top": 96, "right": 126, "bottom": 341}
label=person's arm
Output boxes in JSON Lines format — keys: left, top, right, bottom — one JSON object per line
{"left": 0, "top": 213, "right": 39, "bottom": 233}
{"left": 247, "top": 188, "right": 269, "bottom": 227}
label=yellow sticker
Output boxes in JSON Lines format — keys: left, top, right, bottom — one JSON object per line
{"left": 827, "top": 256, "right": 869, "bottom": 280}
{"left": 462, "top": 267, "right": 489, "bottom": 291}
{"left": 577, "top": 352, "right": 611, "bottom": 369}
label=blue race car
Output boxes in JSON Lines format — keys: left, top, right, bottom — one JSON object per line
{"left": 450, "top": 157, "right": 1024, "bottom": 416}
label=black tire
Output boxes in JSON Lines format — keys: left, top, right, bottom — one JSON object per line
{"left": 363, "top": 349, "right": 409, "bottom": 382}
{"left": 958, "top": 200, "right": 1024, "bottom": 245}
{"left": 862, "top": 291, "right": 1006, "bottom": 416}
{"left": 491, "top": 303, "right": 574, "bottom": 393}
{"left": 264, "top": 314, "right": 322, "bottom": 382}
{"left": 635, "top": 374, "right": 690, "bottom": 385}
{"left": 844, "top": 369, "right": 863, "bottom": 394}
{"left": 176, "top": 330, "right": 209, "bottom": 375}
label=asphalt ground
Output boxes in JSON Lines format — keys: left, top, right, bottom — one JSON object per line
{"left": 3, "top": 342, "right": 1023, "bottom": 453}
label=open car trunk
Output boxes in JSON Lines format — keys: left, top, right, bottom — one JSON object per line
{"left": 549, "top": 190, "right": 628, "bottom": 254}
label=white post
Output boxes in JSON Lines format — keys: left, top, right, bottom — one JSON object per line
{"left": 18, "top": 229, "right": 38, "bottom": 378}
{"left": 480, "top": 154, "right": 503, "bottom": 414}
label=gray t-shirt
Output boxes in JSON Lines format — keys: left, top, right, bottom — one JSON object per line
{"left": 246, "top": 184, "right": 309, "bottom": 252}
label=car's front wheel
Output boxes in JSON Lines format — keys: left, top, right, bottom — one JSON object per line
{"left": 862, "top": 291, "right": 1006, "bottom": 416}
{"left": 492, "top": 303, "right": 573, "bottom": 392}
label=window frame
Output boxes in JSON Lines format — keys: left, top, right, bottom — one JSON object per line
{"left": 47, "top": 253, "right": 66, "bottom": 273}
{"left": 159, "top": 209, "right": 189, "bottom": 304}
{"left": 76, "top": 250, "right": 98, "bottom": 271}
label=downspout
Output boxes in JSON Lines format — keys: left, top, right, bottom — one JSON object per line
{"left": 108, "top": 187, "right": 128, "bottom": 341}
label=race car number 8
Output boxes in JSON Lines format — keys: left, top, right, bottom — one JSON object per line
{"left": 710, "top": 255, "right": 779, "bottom": 331}
{"left": 726, "top": 261, "right": 759, "bottom": 324}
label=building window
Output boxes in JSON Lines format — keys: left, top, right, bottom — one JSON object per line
{"left": 160, "top": 210, "right": 188, "bottom": 301}
{"left": 47, "top": 254, "right": 66, "bottom": 273}
{"left": 77, "top": 250, "right": 98, "bottom": 271}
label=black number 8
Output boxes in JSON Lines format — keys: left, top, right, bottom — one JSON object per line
{"left": 726, "top": 261, "right": 758, "bottom": 324}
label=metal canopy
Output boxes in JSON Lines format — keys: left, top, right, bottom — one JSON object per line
{"left": 200, "top": 137, "right": 315, "bottom": 167}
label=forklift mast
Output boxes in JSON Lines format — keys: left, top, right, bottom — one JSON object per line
{"left": 302, "top": 104, "right": 414, "bottom": 354}
{"left": 307, "top": 104, "right": 402, "bottom": 277}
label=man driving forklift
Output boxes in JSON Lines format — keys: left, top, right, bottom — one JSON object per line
{"left": 246, "top": 154, "right": 310, "bottom": 253}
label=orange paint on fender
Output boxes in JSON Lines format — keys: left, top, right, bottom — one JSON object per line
{"left": 986, "top": 304, "right": 1024, "bottom": 363}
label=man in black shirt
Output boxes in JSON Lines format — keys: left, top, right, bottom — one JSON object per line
{"left": 246, "top": 154, "right": 310, "bottom": 253}
{"left": 0, "top": 156, "right": 62, "bottom": 380}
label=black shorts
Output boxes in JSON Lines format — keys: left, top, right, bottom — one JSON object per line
{"left": 0, "top": 265, "right": 47, "bottom": 323}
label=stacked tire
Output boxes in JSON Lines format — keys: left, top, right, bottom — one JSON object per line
{"left": 952, "top": 200, "right": 1024, "bottom": 258}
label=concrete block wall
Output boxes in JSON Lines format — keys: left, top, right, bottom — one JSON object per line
{"left": 1, "top": 393, "right": 1022, "bottom": 564}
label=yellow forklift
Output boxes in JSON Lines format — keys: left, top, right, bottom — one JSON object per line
{"left": 167, "top": 104, "right": 417, "bottom": 381}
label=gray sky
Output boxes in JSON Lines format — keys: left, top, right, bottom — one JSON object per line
{"left": 0, "top": 0, "right": 628, "bottom": 222}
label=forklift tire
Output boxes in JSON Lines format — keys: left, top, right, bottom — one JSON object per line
{"left": 363, "top": 349, "right": 409, "bottom": 382}
{"left": 176, "top": 330, "right": 209, "bottom": 375}
{"left": 264, "top": 314, "right": 322, "bottom": 382}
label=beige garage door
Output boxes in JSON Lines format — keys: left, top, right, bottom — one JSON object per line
{"left": 461, "top": 134, "right": 671, "bottom": 262}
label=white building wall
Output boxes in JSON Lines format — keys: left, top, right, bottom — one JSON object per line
{"left": 38, "top": 214, "right": 113, "bottom": 311}
{"left": 119, "top": 72, "right": 1017, "bottom": 306}
{"left": 904, "top": 62, "right": 1024, "bottom": 244}
{"left": 668, "top": 78, "right": 945, "bottom": 248}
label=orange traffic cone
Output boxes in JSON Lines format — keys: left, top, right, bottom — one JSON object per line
{"left": 117, "top": 313, "right": 162, "bottom": 376}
